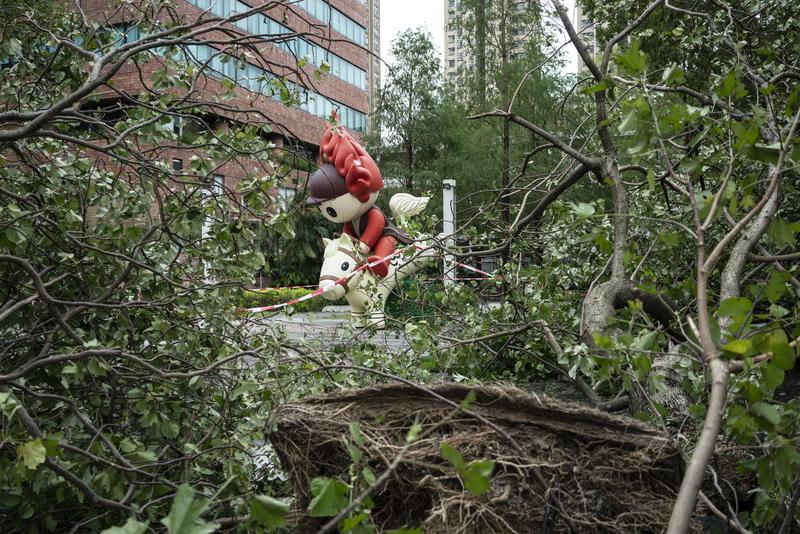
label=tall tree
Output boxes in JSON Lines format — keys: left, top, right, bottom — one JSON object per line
{"left": 377, "top": 29, "right": 441, "bottom": 191}
{"left": 448, "top": 0, "right": 544, "bottom": 264}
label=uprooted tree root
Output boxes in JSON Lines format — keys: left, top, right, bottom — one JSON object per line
{"left": 268, "top": 383, "right": 695, "bottom": 533}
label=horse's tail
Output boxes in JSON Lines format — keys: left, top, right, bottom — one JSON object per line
{"left": 389, "top": 193, "right": 429, "bottom": 222}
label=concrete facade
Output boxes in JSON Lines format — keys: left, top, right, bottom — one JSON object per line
{"left": 443, "top": 0, "right": 471, "bottom": 86}
{"left": 574, "top": 2, "right": 598, "bottom": 73}
{"left": 443, "top": 0, "right": 539, "bottom": 91}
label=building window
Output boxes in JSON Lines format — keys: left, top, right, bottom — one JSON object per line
{"left": 448, "top": 35, "right": 455, "bottom": 43}
{"left": 448, "top": 60, "right": 455, "bottom": 68}
{"left": 207, "top": 174, "right": 224, "bottom": 196}
{"left": 111, "top": 24, "right": 140, "bottom": 46}
{"left": 292, "top": 0, "right": 366, "bottom": 46}
{"left": 277, "top": 186, "right": 296, "bottom": 209}
{"left": 448, "top": 47, "right": 455, "bottom": 55}
{"left": 181, "top": 43, "right": 367, "bottom": 132}
{"left": 172, "top": 158, "right": 183, "bottom": 171}
{"left": 184, "top": 0, "right": 366, "bottom": 89}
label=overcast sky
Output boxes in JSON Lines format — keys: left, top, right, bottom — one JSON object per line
{"left": 379, "top": 0, "right": 577, "bottom": 76}
{"left": 380, "top": 0, "right": 445, "bottom": 66}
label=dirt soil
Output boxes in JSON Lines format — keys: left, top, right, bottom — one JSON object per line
{"left": 268, "top": 383, "right": 692, "bottom": 533}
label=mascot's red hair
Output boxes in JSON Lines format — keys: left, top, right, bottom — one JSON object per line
{"left": 307, "top": 113, "right": 407, "bottom": 278}
{"left": 319, "top": 116, "right": 383, "bottom": 202}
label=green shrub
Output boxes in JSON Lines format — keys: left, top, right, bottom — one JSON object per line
{"left": 386, "top": 278, "right": 445, "bottom": 320}
{"left": 240, "top": 288, "right": 332, "bottom": 313}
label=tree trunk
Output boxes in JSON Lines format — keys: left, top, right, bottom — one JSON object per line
{"left": 500, "top": 1, "right": 511, "bottom": 269}
{"left": 475, "top": 0, "right": 486, "bottom": 109}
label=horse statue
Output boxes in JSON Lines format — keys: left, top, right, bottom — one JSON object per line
{"left": 317, "top": 193, "right": 436, "bottom": 329}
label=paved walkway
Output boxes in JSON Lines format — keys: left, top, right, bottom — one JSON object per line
{"left": 251, "top": 310, "right": 413, "bottom": 354}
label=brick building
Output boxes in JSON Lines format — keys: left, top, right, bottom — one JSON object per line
{"left": 82, "top": 0, "right": 379, "bottom": 200}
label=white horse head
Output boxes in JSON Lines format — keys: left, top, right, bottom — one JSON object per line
{"left": 318, "top": 233, "right": 366, "bottom": 301}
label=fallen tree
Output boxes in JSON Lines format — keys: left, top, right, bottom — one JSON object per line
{"left": 268, "top": 383, "right": 692, "bottom": 533}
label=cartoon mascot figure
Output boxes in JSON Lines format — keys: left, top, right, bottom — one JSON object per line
{"left": 306, "top": 114, "right": 409, "bottom": 278}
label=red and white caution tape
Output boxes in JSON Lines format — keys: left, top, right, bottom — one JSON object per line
{"left": 241, "top": 245, "right": 497, "bottom": 314}
{"left": 242, "top": 249, "right": 406, "bottom": 313}
{"left": 413, "top": 243, "right": 494, "bottom": 278}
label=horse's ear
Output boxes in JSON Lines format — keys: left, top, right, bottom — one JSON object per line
{"left": 322, "top": 237, "right": 332, "bottom": 247}
{"left": 339, "top": 233, "right": 353, "bottom": 244}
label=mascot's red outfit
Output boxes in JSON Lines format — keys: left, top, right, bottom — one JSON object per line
{"left": 342, "top": 209, "right": 398, "bottom": 274}
{"left": 306, "top": 115, "right": 406, "bottom": 278}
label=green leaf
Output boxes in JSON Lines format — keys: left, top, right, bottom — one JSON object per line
{"left": 747, "top": 143, "right": 780, "bottom": 164}
{"left": 617, "top": 107, "right": 638, "bottom": 133}
{"left": 462, "top": 459, "right": 495, "bottom": 495}
{"left": 717, "top": 297, "right": 752, "bottom": 318}
{"left": 361, "top": 466, "right": 376, "bottom": 486}
{"left": 339, "top": 513, "right": 370, "bottom": 532}
{"left": 658, "top": 232, "right": 680, "bottom": 248}
{"left": 632, "top": 331, "right": 659, "bottom": 351}
{"left": 773, "top": 445, "right": 800, "bottom": 486}
{"left": 405, "top": 419, "right": 422, "bottom": 445}
{"left": 767, "top": 217, "right": 796, "bottom": 247}
{"left": 662, "top": 63, "right": 686, "bottom": 85}
{"left": 718, "top": 69, "right": 746, "bottom": 99}
{"left": 732, "top": 119, "right": 760, "bottom": 151}
{"left": 101, "top": 518, "right": 150, "bottom": 534}
{"left": 119, "top": 438, "right": 137, "bottom": 454}
{"left": 764, "top": 271, "right": 790, "bottom": 303}
{"left": 769, "top": 303, "right": 789, "bottom": 318}
{"left": 440, "top": 442, "right": 465, "bottom": 470}
{"left": 231, "top": 381, "right": 259, "bottom": 400}
{"left": 583, "top": 79, "right": 612, "bottom": 94}
{"left": 441, "top": 443, "right": 494, "bottom": 495}
{"left": 250, "top": 495, "right": 289, "bottom": 528}
{"left": 460, "top": 390, "right": 477, "bottom": 410}
{"left": 723, "top": 339, "right": 753, "bottom": 355}
{"left": 771, "top": 342, "right": 795, "bottom": 371}
{"left": 349, "top": 421, "right": 365, "bottom": 446}
{"left": 386, "top": 529, "right": 424, "bottom": 534}
{"left": 272, "top": 217, "right": 295, "bottom": 240}
{"left": 0, "top": 391, "right": 18, "bottom": 418}
{"left": 750, "top": 402, "right": 780, "bottom": 426}
{"left": 308, "top": 477, "right": 349, "bottom": 517}
{"left": 762, "top": 363, "right": 785, "bottom": 390}
{"left": 613, "top": 40, "right": 647, "bottom": 75}
{"left": 678, "top": 157, "right": 702, "bottom": 176}
{"left": 161, "top": 421, "right": 180, "bottom": 439}
{"left": 160, "top": 484, "right": 219, "bottom": 534}
{"left": 17, "top": 439, "right": 46, "bottom": 470}
{"left": 42, "top": 438, "right": 59, "bottom": 457}
{"left": 569, "top": 202, "right": 595, "bottom": 218}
